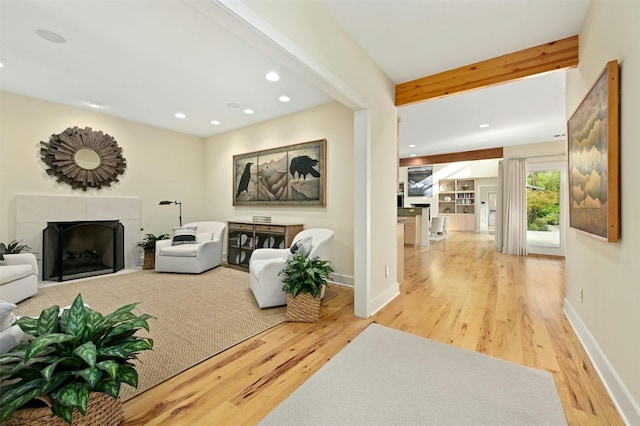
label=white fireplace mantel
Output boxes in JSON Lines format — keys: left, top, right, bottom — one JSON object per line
{"left": 15, "top": 195, "right": 141, "bottom": 280}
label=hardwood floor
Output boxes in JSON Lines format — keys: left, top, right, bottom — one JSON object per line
{"left": 122, "top": 232, "right": 622, "bottom": 425}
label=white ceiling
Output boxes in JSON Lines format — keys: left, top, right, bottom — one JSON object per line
{"left": 1, "top": 0, "right": 591, "bottom": 158}
{"left": 321, "top": 0, "right": 590, "bottom": 158}
{"left": 0, "top": 1, "right": 333, "bottom": 138}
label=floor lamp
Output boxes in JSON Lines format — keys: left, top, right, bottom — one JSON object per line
{"left": 159, "top": 200, "right": 182, "bottom": 226}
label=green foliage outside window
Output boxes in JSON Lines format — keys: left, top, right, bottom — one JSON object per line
{"left": 527, "top": 171, "right": 560, "bottom": 231}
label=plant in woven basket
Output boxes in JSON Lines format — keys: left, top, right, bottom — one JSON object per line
{"left": 0, "top": 240, "right": 31, "bottom": 261}
{"left": 0, "top": 294, "right": 154, "bottom": 424}
{"left": 136, "top": 233, "right": 170, "bottom": 270}
{"left": 279, "top": 251, "right": 334, "bottom": 322}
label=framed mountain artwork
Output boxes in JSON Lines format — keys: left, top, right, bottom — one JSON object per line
{"left": 567, "top": 60, "right": 620, "bottom": 242}
{"left": 233, "top": 139, "right": 326, "bottom": 206}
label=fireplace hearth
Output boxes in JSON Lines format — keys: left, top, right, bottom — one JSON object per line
{"left": 42, "top": 220, "right": 124, "bottom": 282}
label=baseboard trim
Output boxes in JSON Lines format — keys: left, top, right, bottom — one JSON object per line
{"left": 369, "top": 283, "right": 399, "bottom": 316}
{"left": 330, "top": 273, "right": 354, "bottom": 287}
{"left": 563, "top": 299, "right": 640, "bottom": 425}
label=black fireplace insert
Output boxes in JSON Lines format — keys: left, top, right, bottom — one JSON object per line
{"left": 42, "top": 220, "right": 124, "bottom": 282}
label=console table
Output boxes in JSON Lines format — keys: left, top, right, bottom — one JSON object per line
{"left": 227, "top": 222, "right": 303, "bottom": 270}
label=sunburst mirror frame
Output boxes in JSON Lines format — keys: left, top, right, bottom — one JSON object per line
{"left": 40, "top": 126, "right": 127, "bottom": 191}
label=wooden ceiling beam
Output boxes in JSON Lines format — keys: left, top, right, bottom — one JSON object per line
{"left": 395, "top": 35, "right": 579, "bottom": 107}
{"left": 399, "top": 147, "right": 503, "bottom": 167}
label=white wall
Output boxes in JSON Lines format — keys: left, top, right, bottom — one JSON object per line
{"left": 204, "top": 102, "right": 354, "bottom": 281}
{"left": 502, "top": 140, "right": 565, "bottom": 163}
{"left": 0, "top": 92, "right": 207, "bottom": 246}
{"left": 564, "top": 1, "right": 640, "bottom": 423}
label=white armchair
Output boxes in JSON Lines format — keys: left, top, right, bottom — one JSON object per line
{"left": 155, "top": 221, "right": 226, "bottom": 274}
{"left": 0, "top": 253, "right": 39, "bottom": 303}
{"left": 442, "top": 216, "right": 449, "bottom": 234}
{"left": 249, "top": 228, "right": 334, "bottom": 308}
{"left": 430, "top": 216, "right": 445, "bottom": 236}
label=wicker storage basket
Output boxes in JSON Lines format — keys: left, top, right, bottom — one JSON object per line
{"left": 286, "top": 292, "right": 321, "bottom": 322}
{"left": 6, "top": 392, "right": 124, "bottom": 426}
{"left": 143, "top": 251, "right": 155, "bottom": 270}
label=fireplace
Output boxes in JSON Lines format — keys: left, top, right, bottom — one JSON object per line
{"left": 42, "top": 220, "right": 124, "bottom": 282}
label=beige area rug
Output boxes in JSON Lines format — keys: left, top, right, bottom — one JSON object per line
{"left": 14, "top": 268, "right": 286, "bottom": 401}
{"left": 261, "top": 323, "right": 567, "bottom": 425}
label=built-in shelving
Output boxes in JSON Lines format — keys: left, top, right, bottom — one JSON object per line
{"left": 437, "top": 179, "right": 476, "bottom": 231}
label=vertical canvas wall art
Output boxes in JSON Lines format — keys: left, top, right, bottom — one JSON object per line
{"left": 233, "top": 139, "right": 326, "bottom": 206}
{"left": 408, "top": 166, "right": 433, "bottom": 197}
{"left": 567, "top": 60, "right": 620, "bottom": 242}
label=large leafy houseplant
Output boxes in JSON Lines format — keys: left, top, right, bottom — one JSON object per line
{"left": 0, "top": 240, "right": 31, "bottom": 261}
{"left": 0, "top": 294, "right": 153, "bottom": 424}
{"left": 279, "top": 251, "right": 334, "bottom": 298}
{"left": 135, "top": 233, "right": 170, "bottom": 252}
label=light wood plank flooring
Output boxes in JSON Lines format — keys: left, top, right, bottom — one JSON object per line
{"left": 122, "top": 232, "right": 622, "bottom": 425}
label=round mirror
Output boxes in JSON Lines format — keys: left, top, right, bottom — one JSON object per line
{"left": 41, "top": 126, "right": 127, "bottom": 191}
{"left": 74, "top": 148, "right": 101, "bottom": 170}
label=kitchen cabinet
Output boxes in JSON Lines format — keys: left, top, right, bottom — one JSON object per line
{"left": 398, "top": 208, "right": 422, "bottom": 246}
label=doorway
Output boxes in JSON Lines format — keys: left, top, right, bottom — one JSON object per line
{"left": 487, "top": 191, "right": 497, "bottom": 232}
{"left": 526, "top": 162, "right": 566, "bottom": 256}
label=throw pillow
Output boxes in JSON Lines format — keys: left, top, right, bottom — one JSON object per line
{"left": 289, "top": 236, "right": 313, "bottom": 257}
{"left": 172, "top": 225, "right": 198, "bottom": 246}
{"left": 196, "top": 231, "right": 212, "bottom": 244}
{"left": 0, "top": 300, "right": 17, "bottom": 331}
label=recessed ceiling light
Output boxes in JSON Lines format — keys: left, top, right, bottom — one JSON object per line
{"left": 265, "top": 71, "right": 280, "bottom": 82}
{"left": 36, "top": 29, "right": 66, "bottom": 44}
{"left": 174, "top": 112, "right": 186, "bottom": 119}
{"left": 0, "top": 62, "right": 4, "bottom": 68}
{"left": 85, "top": 101, "right": 104, "bottom": 109}
{"left": 479, "top": 123, "right": 490, "bottom": 128}
{"left": 278, "top": 95, "right": 291, "bottom": 103}
{"left": 408, "top": 144, "right": 416, "bottom": 148}
{"left": 410, "top": 154, "right": 417, "bottom": 157}
{"left": 243, "top": 109, "right": 255, "bottom": 115}
{"left": 210, "top": 120, "right": 221, "bottom": 125}
{"left": 227, "top": 102, "right": 240, "bottom": 109}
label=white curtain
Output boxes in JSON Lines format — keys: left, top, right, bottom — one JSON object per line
{"left": 503, "top": 158, "right": 528, "bottom": 256}
{"left": 494, "top": 160, "right": 503, "bottom": 252}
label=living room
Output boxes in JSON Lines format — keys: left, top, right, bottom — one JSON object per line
{"left": 1, "top": 0, "right": 638, "bottom": 424}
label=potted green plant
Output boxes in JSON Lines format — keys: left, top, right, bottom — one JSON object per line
{"left": 279, "top": 250, "right": 334, "bottom": 322}
{"left": 0, "top": 294, "right": 153, "bottom": 425}
{"left": 136, "top": 233, "right": 170, "bottom": 269}
{"left": 0, "top": 240, "right": 31, "bottom": 261}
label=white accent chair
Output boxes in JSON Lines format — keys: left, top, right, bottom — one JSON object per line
{"left": 249, "top": 228, "right": 334, "bottom": 308}
{"left": 155, "top": 221, "right": 226, "bottom": 274}
{"left": 430, "top": 216, "right": 445, "bottom": 236}
{"left": 442, "top": 216, "right": 450, "bottom": 234}
{"left": 0, "top": 253, "right": 39, "bottom": 304}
